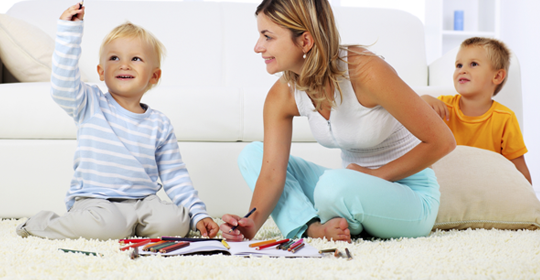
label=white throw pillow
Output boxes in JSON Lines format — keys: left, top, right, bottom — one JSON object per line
{"left": 0, "top": 14, "right": 53, "bottom": 82}
{"left": 432, "top": 145, "right": 540, "bottom": 230}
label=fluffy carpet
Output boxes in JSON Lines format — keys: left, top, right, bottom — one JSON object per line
{"left": 1, "top": 218, "right": 539, "bottom": 279}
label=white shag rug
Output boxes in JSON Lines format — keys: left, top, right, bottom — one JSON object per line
{"left": 1, "top": 218, "right": 540, "bottom": 279}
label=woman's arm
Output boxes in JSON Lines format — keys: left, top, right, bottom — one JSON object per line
{"left": 347, "top": 48, "right": 456, "bottom": 181}
{"left": 221, "top": 79, "right": 300, "bottom": 240}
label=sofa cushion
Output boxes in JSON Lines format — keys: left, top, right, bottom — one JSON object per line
{"left": 433, "top": 145, "right": 540, "bottom": 230}
{"left": 0, "top": 14, "right": 54, "bottom": 82}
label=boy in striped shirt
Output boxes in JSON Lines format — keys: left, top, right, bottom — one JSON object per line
{"left": 16, "top": 3, "right": 218, "bottom": 240}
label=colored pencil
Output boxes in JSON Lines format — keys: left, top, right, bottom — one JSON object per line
{"left": 130, "top": 247, "right": 140, "bottom": 259}
{"left": 159, "top": 242, "right": 190, "bottom": 253}
{"left": 287, "top": 239, "right": 304, "bottom": 251}
{"left": 221, "top": 239, "right": 230, "bottom": 249}
{"left": 149, "top": 242, "right": 176, "bottom": 252}
{"left": 334, "top": 249, "right": 342, "bottom": 258}
{"left": 248, "top": 239, "right": 277, "bottom": 248}
{"left": 142, "top": 241, "right": 167, "bottom": 251}
{"left": 161, "top": 237, "right": 222, "bottom": 242}
{"left": 229, "top": 207, "right": 256, "bottom": 233}
{"left": 58, "top": 248, "right": 103, "bottom": 257}
{"left": 319, "top": 248, "right": 337, "bottom": 253}
{"left": 256, "top": 239, "right": 290, "bottom": 250}
{"left": 280, "top": 240, "right": 295, "bottom": 250}
{"left": 119, "top": 238, "right": 161, "bottom": 244}
{"left": 291, "top": 243, "right": 306, "bottom": 253}
{"left": 345, "top": 248, "right": 353, "bottom": 260}
{"left": 120, "top": 239, "right": 152, "bottom": 251}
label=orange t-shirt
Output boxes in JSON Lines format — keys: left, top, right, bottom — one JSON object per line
{"left": 438, "top": 94, "right": 527, "bottom": 160}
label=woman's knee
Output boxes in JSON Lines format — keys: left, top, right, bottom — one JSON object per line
{"left": 238, "top": 141, "right": 263, "bottom": 167}
{"left": 314, "top": 169, "right": 355, "bottom": 206}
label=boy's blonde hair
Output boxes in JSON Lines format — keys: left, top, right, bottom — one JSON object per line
{"left": 99, "top": 22, "right": 166, "bottom": 91}
{"left": 256, "top": 0, "right": 348, "bottom": 111}
{"left": 461, "top": 37, "right": 510, "bottom": 96}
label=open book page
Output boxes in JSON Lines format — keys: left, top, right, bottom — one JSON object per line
{"left": 138, "top": 240, "right": 321, "bottom": 258}
{"left": 229, "top": 240, "right": 321, "bottom": 258}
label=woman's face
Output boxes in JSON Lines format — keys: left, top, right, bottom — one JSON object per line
{"left": 254, "top": 14, "right": 305, "bottom": 75}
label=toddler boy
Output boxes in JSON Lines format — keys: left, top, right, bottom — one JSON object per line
{"left": 16, "top": 3, "right": 219, "bottom": 239}
{"left": 422, "top": 37, "right": 532, "bottom": 184}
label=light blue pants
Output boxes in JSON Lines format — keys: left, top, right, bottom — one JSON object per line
{"left": 238, "top": 142, "right": 440, "bottom": 239}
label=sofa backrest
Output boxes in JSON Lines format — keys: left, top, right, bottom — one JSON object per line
{"left": 5, "top": 0, "right": 429, "bottom": 142}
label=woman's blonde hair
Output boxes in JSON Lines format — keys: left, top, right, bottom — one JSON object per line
{"left": 256, "top": 0, "right": 348, "bottom": 110}
{"left": 99, "top": 22, "right": 166, "bottom": 91}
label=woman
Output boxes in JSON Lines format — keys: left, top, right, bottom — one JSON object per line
{"left": 221, "top": 0, "right": 455, "bottom": 242}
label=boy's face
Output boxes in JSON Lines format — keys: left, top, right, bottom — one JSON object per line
{"left": 97, "top": 37, "right": 161, "bottom": 101}
{"left": 453, "top": 46, "right": 499, "bottom": 98}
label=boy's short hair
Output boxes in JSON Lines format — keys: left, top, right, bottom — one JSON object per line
{"left": 461, "top": 37, "right": 510, "bottom": 96}
{"left": 99, "top": 22, "right": 166, "bottom": 91}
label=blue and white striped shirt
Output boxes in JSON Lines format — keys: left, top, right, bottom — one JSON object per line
{"left": 51, "top": 20, "right": 209, "bottom": 230}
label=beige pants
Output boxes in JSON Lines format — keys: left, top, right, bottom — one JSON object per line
{"left": 20, "top": 195, "right": 190, "bottom": 240}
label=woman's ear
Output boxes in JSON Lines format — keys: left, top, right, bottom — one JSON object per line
{"left": 299, "top": 31, "right": 314, "bottom": 54}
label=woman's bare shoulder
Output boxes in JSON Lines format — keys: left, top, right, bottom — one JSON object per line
{"left": 265, "top": 78, "right": 299, "bottom": 117}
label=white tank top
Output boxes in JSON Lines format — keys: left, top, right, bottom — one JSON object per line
{"left": 294, "top": 52, "right": 420, "bottom": 169}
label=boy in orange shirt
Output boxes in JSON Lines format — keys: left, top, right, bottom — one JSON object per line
{"left": 422, "top": 37, "right": 532, "bottom": 184}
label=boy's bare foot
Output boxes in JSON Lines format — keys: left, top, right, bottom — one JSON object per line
{"left": 306, "top": 217, "right": 351, "bottom": 243}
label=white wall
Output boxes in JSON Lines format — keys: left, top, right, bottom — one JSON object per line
{"left": 499, "top": 0, "right": 540, "bottom": 194}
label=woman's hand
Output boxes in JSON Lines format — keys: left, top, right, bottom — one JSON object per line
{"left": 195, "top": 217, "right": 219, "bottom": 238}
{"left": 346, "top": 163, "right": 376, "bottom": 177}
{"left": 60, "top": 2, "right": 85, "bottom": 21}
{"left": 220, "top": 213, "right": 257, "bottom": 241}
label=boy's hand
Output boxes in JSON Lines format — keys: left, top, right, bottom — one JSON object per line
{"left": 195, "top": 217, "right": 219, "bottom": 238}
{"left": 421, "top": 95, "right": 449, "bottom": 121}
{"left": 60, "top": 2, "right": 85, "bottom": 21}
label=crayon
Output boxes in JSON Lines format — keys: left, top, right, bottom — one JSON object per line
{"left": 229, "top": 207, "right": 256, "bottom": 233}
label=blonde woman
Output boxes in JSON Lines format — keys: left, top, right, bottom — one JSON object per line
{"left": 221, "top": 0, "right": 455, "bottom": 242}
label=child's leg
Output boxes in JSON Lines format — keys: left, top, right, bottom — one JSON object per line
{"left": 131, "top": 195, "right": 190, "bottom": 238}
{"left": 313, "top": 168, "right": 440, "bottom": 238}
{"left": 238, "top": 142, "right": 329, "bottom": 239}
{"left": 17, "top": 198, "right": 132, "bottom": 240}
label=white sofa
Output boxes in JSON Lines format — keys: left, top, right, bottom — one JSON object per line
{"left": 0, "top": 0, "right": 523, "bottom": 218}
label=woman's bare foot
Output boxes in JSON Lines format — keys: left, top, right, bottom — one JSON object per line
{"left": 306, "top": 218, "right": 351, "bottom": 243}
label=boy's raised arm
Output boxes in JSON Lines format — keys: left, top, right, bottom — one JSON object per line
{"left": 60, "top": 2, "right": 85, "bottom": 21}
